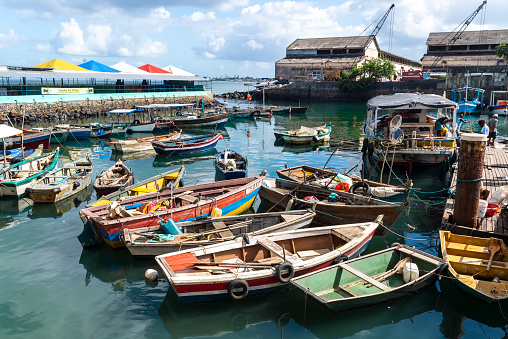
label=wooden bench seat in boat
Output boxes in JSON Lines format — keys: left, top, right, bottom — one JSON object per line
{"left": 447, "top": 254, "right": 508, "bottom": 268}
{"left": 211, "top": 221, "right": 234, "bottom": 238}
{"left": 130, "top": 187, "right": 156, "bottom": 194}
{"left": 256, "top": 237, "right": 296, "bottom": 262}
{"left": 297, "top": 249, "right": 331, "bottom": 259}
{"left": 176, "top": 194, "right": 198, "bottom": 204}
{"left": 446, "top": 242, "right": 498, "bottom": 260}
{"left": 338, "top": 263, "right": 391, "bottom": 291}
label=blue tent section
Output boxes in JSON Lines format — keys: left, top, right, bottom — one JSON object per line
{"left": 78, "top": 60, "right": 120, "bottom": 72}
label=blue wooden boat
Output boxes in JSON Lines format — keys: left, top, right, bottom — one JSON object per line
{"left": 55, "top": 125, "right": 92, "bottom": 140}
{"left": 214, "top": 149, "right": 248, "bottom": 180}
{"left": 152, "top": 133, "right": 222, "bottom": 156}
{"left": 452, "top": 87, "right": 485, "bottom": 114}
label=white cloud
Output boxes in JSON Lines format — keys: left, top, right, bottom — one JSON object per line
{"left": 34, "top": 43, "right": 52, "bottom": 53}
{"left": 151, "top": 7, "right": 170, "bottom": 19}
{"left": 245, "top": 40, "right": 263, "bottom": 50}
{"left": 56, "top": 19, "right": 89, "bottom": 55}
{"left": 241, "top": 5, "right": 261, "bottom": 15}
{"left": 0, "top": 29, "right": 22, "bottom": 50}
{"left": 204, "top": 52, "right": 216, "bottom": 59}
{"left": 187, "top": 11, "right": 216, "bottom": 22}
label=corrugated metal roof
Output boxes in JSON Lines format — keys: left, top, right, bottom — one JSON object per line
{"left": 421, "top": 54, "right": 504, "bottom": 63}
{"left": 287, "top": 36, "right": 376, "bottom": 50}
{"left": 276, "top": 57, "right": 363, "bottom": 66}
{"left": 426, "top": 29, "right": 508, "bottom": 46}
{"left": 0, "top": 68, "right": 206, "bottom": 81}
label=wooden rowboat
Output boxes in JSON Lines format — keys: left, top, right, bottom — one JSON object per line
{"left": 123, "top": 209, "right": 316, "bottom": 257}
{"left": 292, "top": 244, "right": 445, "bottom": 312}
{"left": 258, "top": 178, "right": 406, "bottom": 236}
{"left": 289, "top": 106, "right": 309, "bottom": 114}
{"left": 27, "top": 156, "right": 93, "bottom": 203}
{"left": 152, "top": 133, "right": 222, "bottom": 156}
{"left": 282, "top": 123, "right": 331, "bottom": 144}
{"left": 214, "top": 149, "right": 248, "bottom": 180}
{"left": 440, "top": 230, "right": 508, "bottom": 304}
{"left": 155, "top": 216, "right": 381, "bottom": 304}
{"left": 79, "top": 175, "right": 265, "bottom": 248}
{"left": 109, "top": 130, "right": 181, "bottom": 153}
{"left": 93, "top": 159, "right": 134, "bottom": 197}
{"left": 276, "top": 164, "right": 410, "bottom": 200}
{"left": 0, "top": 144, "right": 43, "bottom": 166}
{"left": 0, "top": 148, "right": 59, "bottom": 197}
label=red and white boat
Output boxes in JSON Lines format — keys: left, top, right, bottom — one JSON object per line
{"left": 0, "top": 128, "right": 50, "bottom": 151}
{"left": 79, "top": 176, "right": 265, "bottom": 248}
{"left": 155, "top": 217, "right": 381, "bottom": 304}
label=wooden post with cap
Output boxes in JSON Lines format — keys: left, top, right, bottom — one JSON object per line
{"left": 453, "top": 133, "right": 487, "bottom": 228}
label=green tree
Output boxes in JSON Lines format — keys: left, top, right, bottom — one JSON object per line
{"left": 339, "top": 57, "right": 395, "bottom": 92}
{"left": 495, "top": 44, "right": 508, "bottom": 60}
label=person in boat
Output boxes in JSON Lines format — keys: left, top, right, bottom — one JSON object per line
{"left": 478, "top": 119, "right": 489, "bottom": 136}
{"left": 487, "top": 114, "right": 498, "bottom": 146}
{"left": 435, "top": 116, "right": 449, "bottom": 136}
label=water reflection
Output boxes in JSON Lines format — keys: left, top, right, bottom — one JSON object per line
{"left": 152, "top": 149, "right": 218, "bottom": 168}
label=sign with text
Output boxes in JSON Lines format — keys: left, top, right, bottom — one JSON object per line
{"left": 41, "top": 87, "right": 94, "bottom": 95}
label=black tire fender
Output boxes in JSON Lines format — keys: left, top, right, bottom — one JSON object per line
{"left": 349, "top": 181, "right": 372, "bottom": 196}
{"left": 133, "top": 119, "right": 140, "bottom": 125}
{"left": 390, "top": 242, "right": 402, "bottom": 248}
{"left": 275, "top": 262, "right": 295, "bottom": 283}
{"left": 332, "top": 254, "right": 348, "bottom": 265}
{"left": 228, "top": 279, "right": 249, "bottom": 300}
{"left": 361, "top": 138, "right": 368, "bottom": 153}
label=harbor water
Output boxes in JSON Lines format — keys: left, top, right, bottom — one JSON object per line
{"left": 1, "top": 82, "right": 507, "bottom": 338}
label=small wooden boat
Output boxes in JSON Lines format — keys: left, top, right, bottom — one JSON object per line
{"left": 0, "top": 144, "right": 43, "bottom": 166}
{"left": 161, "top": 112, "right": 229, "bottom": 129}
{"left": 214, "top": 149, "right": 248, "bottom": 180}
{"left": 0, "top": 148, "right": 59, "bottom": 197}
{"left": 54, "top": 124, "right": 92, "bottom": 140}
{"left": 88, "top": 165, "right": 185, "bottom": 207}
{"left": 276, "top": 165, "right": 410, "bottom": 200}
{"left": 93, "top": 159, "right": 134, "bottom": 197}
{"left": 109, "top": 130, "right": 181, "bottom": 153}
{"left": 259, "top": 178, "right": 406, "bottom": 236}
{"left": 79, "top": 175, "right": 265, "bottom": 248}
{"left": 290, "top": 106, "right": 309, "bottom": 114}
{"left": 282, "top": 123, "right": 331, "bottom": 144}
{"left": 88, "top": 124, "right": 112, "bottom": 138}
{"left": 152, "top": 133, "right": 222, "bottom": 156}
{"left": 31, "top": 127, "right": 69, "bottom": 144}
{"left": 440, "top": 231, "right": 508, "bottom": 304}
{"left": 123, "top": 209, "right": 316, "bottom": 257}
{"left": 155, "top": 217, "right": 381, "bottom": 304}
{"left": 107, "top": 109, "right": 156, "bottom": 133}
{"left": 27, "top": 156, "right": 93, "bottom": 203}
{"left": 271, "top": 106, "right": 290, "bottom": 114}
{"left": 292, "top": 244, "right": 446, "bottom": 312}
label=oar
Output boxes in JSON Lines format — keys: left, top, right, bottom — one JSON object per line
{"left": 487, "top": 242, "right": 501, "bottom": 271}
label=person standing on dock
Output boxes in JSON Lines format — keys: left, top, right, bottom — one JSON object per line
{"left": 487, "top": 114, "right": 498, "bottom": 146}
{"left": 478, "top": 119, "right": 489, "bottom": 137}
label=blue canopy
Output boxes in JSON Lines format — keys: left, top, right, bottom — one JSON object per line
{"left": 78, "top": 60, "right": 120, "bottom": 73}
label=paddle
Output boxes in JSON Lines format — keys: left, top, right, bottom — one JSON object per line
{"left": 487, "top": 242, "right": 501, "bottom": 271}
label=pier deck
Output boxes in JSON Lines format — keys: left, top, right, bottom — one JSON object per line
{"left": 442, "top": 145, "right": 508, "bottom": 235}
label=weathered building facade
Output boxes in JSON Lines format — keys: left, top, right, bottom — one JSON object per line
{"left": 275, "top": 36, "right": 421, "bottom": 81}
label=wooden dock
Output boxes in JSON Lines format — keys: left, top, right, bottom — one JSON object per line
{"left": 442, "top": 145, "right": 508, "bottom": 234}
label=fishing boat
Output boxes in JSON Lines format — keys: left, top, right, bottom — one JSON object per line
{"left": 214, "top": 149, "right": 248, "bottom": 180}
{"left": 152, "top": 133, "right": 222, "bottom": 156}
{"left": 488, "top": 91, "right": 508, "bottom": 116}
{"left": 0, "top": 128, "right": 50, "bottom": 151}
{"left": 0, "top": 148, "right": 59, "bottom": 197}
{"left": 155, "top": 217, "right": 381, "bottom": 304}
{"left": 109, "top": 130, "right": 181, "bottom": 154}
{"left": 0, "top": 144, "right": 43, "bottom": 166}
{"left": 26, "top": 156, "right": 93, "bottom": 203}
{"left": 271, "top": 106, "right": 291, "bottom": 114}
{"left": 138, "top": 103, "right": 196, "bottom": 131}
{"left": 90, "top": 123, "right": 127, "bottom": 138}
{"left": 123, "top": 209, "right": 316, "bottom": 257}
{"left": 93, "top": 159, "right": 134, "bottom": 197}
{"left": 107, "top": 109, "right": 156, "bottom": 133}
{"left": 168, "top": 112, "right": 229, "bottom": 129}
{"left": 258, "top": 178, "right": 405, "bottom": 236}
{"left": 281, "top": 123, "right": 332, "bottom": 144}
{"left": 54, "top": 124, "right": 92, "bottom": 140}
{"left": 276, "top": 165, "right": 410, "bottom": 200}
{"left": 440, "top": 231, "right": 508, "bottom": 304}
{"left": 87, "top": 124, "right": 112, "bottom": 139}
{"left": 289, "top": 106, "right": 309, "bottom": 114}
{"left": 364, "top": 93, "right": 458, "bottom": 168}
{"left": 79, "top": 175, "right": 265, "bottom": 248}
{"left": 88, "top": 165, "right": 185, "bottom": 207}
{"left": 292, "top": 244, "right": 446, "bottom": 312}
{"left": 31, "top": 127, "right": 69, "bottom": 144}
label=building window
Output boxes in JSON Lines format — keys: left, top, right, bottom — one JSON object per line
{"left": 448, "top": 45, "right": 468, "bottom": 51}
{"left": 348, "top": 49, "right": 363, "bottom": 54}
{"left": 332, "top": 49, "right": 347, "bottom": 54}
{"left": 428, "top": 45, "right": 446, "bottom": 52}
{"left": 310, "top": 72, "right": 321, "bottom": 80}
{"left": 317, "top": 50, "right": 331, "bottom": 55}
{"left": 469, "top": 44, "right": 490, "bottom": 50}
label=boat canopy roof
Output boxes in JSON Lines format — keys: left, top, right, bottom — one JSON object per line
{"left": 452, "top": 87, "right": 485, "bottom": 93}
{"left": 367, "top": 93, "right": 458, "bottom": 110}
{"left": 136, "top": 104, "right": 195, "bottom": 109}
{"left": 108, "top": 109, "right": 143, "bottom": 114}
{"left": 0, "top": 124, "right": 23, "bottom": 138}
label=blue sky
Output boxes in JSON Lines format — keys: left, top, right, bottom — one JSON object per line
{"left": 0, "top": 0, "right": 504, "bottom": 78}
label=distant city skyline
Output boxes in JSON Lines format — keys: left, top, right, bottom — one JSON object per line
{"left": 0, "top": 0, "right": 505, "bottom": 78}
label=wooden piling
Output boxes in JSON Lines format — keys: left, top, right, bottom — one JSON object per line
{"left": 453, "top": 133, "right": 487, "bottom": 228}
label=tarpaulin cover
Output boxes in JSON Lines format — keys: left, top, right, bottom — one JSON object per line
{"left": 78, "top": 60, "right": 120, "bottom": 72}
{"left": 367, "top": 93, "right": 457, "bottom": 110}
{"left": 138, "top": 64, "right": 171, "bottom": 74}
{"left": 34, "top": 59, "right": 89, "bottom": 71}
{"left": 0, "top": 124, "right": 23, "bottom": 138}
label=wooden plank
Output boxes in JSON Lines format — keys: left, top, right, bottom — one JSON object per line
{"left": 256, "top": 237, "right": 294, "bottom": 259}
{"left": 397, "top": 247, "right": 444, "bottom": 266}
{"left": 338, "top": 263, "right": 391, "bottom": 291}
{"left": 212, "top": 221, "right": 234, "bottom": 238}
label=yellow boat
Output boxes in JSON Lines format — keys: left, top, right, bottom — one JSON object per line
{"left": 440, "top": 230, "right": 508, "bottom": 304}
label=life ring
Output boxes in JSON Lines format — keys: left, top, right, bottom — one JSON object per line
{"left": 349, "top": 181, "right": 372, "bottom": 196}
{"left": 367, "top": 142, "right": 374, "bottom": 156}
{"left": 133, "top": 119, "right": 140, "bottom": 125}
{"left": 228, "top": 279, "right": 249, "bottom": 300}
{"left": 275, "top": 262, "right": 295, "bottom": 283}
{"left": 332, "top": 254, "right": 348, "bottom": 265}
{"left": 361, "top": 138, "right": 368, "bottom": 153}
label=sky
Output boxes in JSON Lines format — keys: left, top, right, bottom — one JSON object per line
{"left": 0, "top": 0, "right": 505, "bottom": 78}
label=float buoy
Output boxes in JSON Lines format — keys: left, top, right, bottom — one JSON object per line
{"left": 144, "top": 269, "right": 159, "bottom": 281}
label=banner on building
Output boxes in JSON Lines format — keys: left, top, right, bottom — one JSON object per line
{"left": 41, "top": 87, "right": 94, "bottom": 95}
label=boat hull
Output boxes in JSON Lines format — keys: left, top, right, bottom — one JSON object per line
{"left": 152, "top": 133, "right": 221, "bottom": 156}
{"left": 127, "top": 122, "right": 156, "bottom": 133}
{"left": 155, "top": 113, "right": 229, "bottom": 130}
{"left": 0, "top": 131, "right": 50, "bottom": 151}
{"left": 68, "top": 129, "right": 92, "bottom": 140}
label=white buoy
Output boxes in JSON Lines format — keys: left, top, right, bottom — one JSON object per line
{"left": 144, "top": 269, "right": 158, "bottom": 281}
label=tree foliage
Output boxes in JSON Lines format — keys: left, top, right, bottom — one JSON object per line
{"left": 495, "top": 44, "right": 508, "bottom": 60}
{"left": 339, "top": 57, "right": 395, "bottom": 92}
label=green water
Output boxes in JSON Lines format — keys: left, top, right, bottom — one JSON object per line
{"left": 1, "top": 99, "right": 507, "bottom": 339}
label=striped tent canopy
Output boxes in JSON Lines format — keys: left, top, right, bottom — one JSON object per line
{"left": 138, "top": 64, "right": 171, "bottom": 74}
{"left": 79, "top": 60, "right": 120, "bottom": 72}
{"left": 162, "top": 65, "right": 195, "bottom": 76}
{"left": 34, "top": 59, "right": 89, "bottom": 71}
{"left": 111, "top": 62, "right": 148, "bottom": 74}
